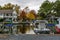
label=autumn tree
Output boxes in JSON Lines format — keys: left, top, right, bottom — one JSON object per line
{"left": 26, "top": 10, "right": 37, "bottom": 20}
{"left": 19, "top": 7, "right": 29, "bottom": 21}
{"left": 20, "top": 10, "right": 27, "bottom": 21}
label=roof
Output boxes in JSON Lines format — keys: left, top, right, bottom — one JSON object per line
{"left": 0, "top": 10, "right": 13, "bottom": 13}
{"left": 35, "top": 20, "right": 48, "bottom": 23}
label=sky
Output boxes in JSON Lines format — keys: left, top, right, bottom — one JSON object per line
{"left": 0, "top": 0, "right": 56, "bottom": 12}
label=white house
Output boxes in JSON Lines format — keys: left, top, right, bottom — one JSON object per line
{"left": 0, "top": 10, "right": 18, "bottom": 34}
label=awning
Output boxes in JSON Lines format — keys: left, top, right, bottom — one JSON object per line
{"left": 4, "top": 24, "right": 13, "bottom": 27}
{"left": 46, "top": 24, "right": 55, "bottom": 27}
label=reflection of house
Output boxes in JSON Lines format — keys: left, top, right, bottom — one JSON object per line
{"left": 17, "top": 21, "right": 33, "bottom": 34}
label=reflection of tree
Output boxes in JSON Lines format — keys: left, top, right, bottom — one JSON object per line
{"left": 18, "top": 23, "right": 31, "bottom": 34}
{"left": 0, "top": 18, "right": 4, "bottom": 22}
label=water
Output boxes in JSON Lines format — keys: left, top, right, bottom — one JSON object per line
{"left": 0, "top": 34, "right": 60, "bottom": 40}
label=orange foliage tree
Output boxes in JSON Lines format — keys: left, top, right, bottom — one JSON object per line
{"left": 26, "top": 10, "right": 37, "bottom": 20}
{"left": 20, "top": 10, "right": 27, "bottom": 20}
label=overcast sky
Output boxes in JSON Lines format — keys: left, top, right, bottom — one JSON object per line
{"left": 0, "top": 0, "right": 56, "bottom": 12}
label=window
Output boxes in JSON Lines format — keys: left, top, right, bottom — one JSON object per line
{"left": 13, "top": 18, "right": 17, "bottom": 22}
{"left": 57, "top": 21, "right": 59, "bottom": 24}
{"left": 5, "top": 13, "right": 12, "bottom": 16}
{"left": 4, "top": 18, "right": 12, "bottom": 22}
{"left": 0, "top": 13, "right": 3, "bottom": 16}
{"left": 6, "top": 14, "right": 9, "bottom": 16}
{"left": 13, "top": 14, "right": 17, "bottom": 16}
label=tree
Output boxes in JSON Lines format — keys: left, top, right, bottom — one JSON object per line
{"left": 0, "top": 6, "right": 2, "bottom": 10}
{"left": 38, "top": 0, "right": 53, "bottom": 14}
{"left": 0, "top": 3, "right": 20, "bottom": 12}
{"left": 40, "top": 12, "right": 46, "bottom": 20}
{"left": 54, "top": 0, "right": 60, "bottom": 17}
{"left": 20, "top": 10, "right": 27, "bottom": 20}
{"left": 14, "top": 4, "right": 20, "bottom": 14}
{"left": 18, "top": 9, "right": 29, "bottom": 34}
{"left": 23, "top": 6, "right": 29, "bottom": 13}
{"left": 38, "top": 0, "right": 54, "bottom": 19}
{"left": 3, "top": 3, "right": 14, "bottom": 9}
{"left": 26, "top": 10, "right": 37, "bottom": 20}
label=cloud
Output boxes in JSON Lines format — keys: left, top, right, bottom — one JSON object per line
{"left": 0, "top": 0, "right": 56, "bottom": 12}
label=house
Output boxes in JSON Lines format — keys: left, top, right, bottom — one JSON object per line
{"left": 34, "top": 20, "right": 50, "bottom": 34}
{"left": 0, "top": 10, "right": 17, "bottom": 34}
{"left": 34, "top": 20, "right": 48, "bottom": 29}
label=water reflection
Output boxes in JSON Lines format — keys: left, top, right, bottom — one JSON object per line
{"left": 17, "top": 22, "right": 34, "bottom": 34}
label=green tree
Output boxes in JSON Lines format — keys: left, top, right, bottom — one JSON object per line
{"left": 0, "top": 6, "right": 2, "bottom": 10}
{"left": 54, "top": 0, "right": 60, "bottom": 17}
{"left": 2, "top": 3, "right": 20, "bottom": 14}
{"left": 14, "top": 4, "right": 20, "bottom": 14}
{"left": 38, "top": 0, "right": 53, "bottom": 19}
{"left": 38, "top": 0, "right": 53, "bottom": 14}
{"left": 4, "top": 3, "right": 14, "bottom": 9}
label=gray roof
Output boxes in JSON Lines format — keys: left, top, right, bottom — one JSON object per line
{"left": 35, "top": 20, "right": 48, "bottom": 23}
{"left": 0, "top": 10, "right": 13, "bottom": 13}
